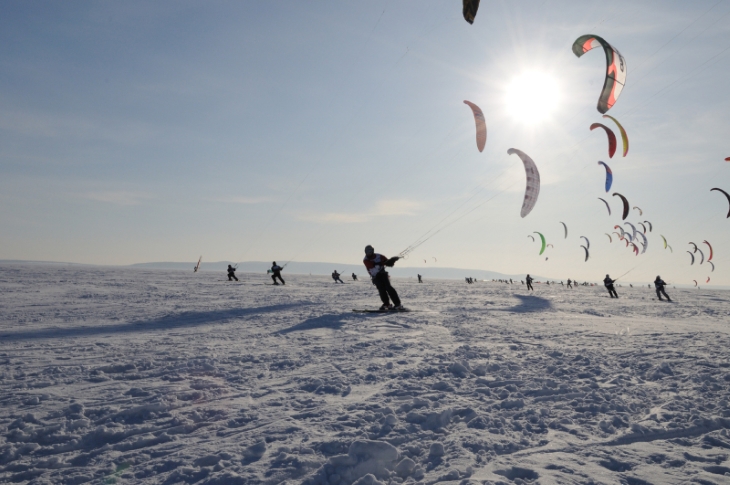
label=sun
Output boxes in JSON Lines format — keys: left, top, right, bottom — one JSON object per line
{"left": 505, "top": 71, "right": 561, "bottom": 124}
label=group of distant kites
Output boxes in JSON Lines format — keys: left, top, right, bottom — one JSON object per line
{"left": 460, "top": 0, "right": 727, "bottom": 287}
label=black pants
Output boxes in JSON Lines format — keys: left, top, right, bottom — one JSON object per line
{"left": 272, "top": 273, "right": 285, "bottom": 284}
{"left": 606, "top": 285, "right": 618, "bottom": 298}
{"left": 526, "top": 282, "right": 533, "bottom": 291}
{"left": 374, "top": 272, "right": 400, "bottom": 306}
{"left": 656, "top": 287, "right": 670, "bottom": 300}
{"left": 333, "top": 277, "right": 343, "bottom": 283}
{"left": 228, "top": 274, "right": 238, "bottom": 281}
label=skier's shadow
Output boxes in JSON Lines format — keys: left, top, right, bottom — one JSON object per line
{"left": 278, "top": 313, "right": 351, "bottom": 334}
{"left": 500, "top": 294, "right": 553, "bottom": 313}
{"left": 0, "top": 304, "right": 303, "bottom": 341}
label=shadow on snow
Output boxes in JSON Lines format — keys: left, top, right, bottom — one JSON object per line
{"left": 500, "top": 294, "right": 553, "bottom": 313}
{"left": 0, "top": 303, "right": 304, "bottom": 341}
{"left": 278, "top": 313, "right": 356, "bottom": 334}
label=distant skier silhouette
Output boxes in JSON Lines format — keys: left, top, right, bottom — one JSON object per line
{"left": 526, "top": 274, "right": 534, "bottom": 291}
{"left": 604, "top": 274, "right": 618, "bottom": 298}
{"left": 417, "top": 274, "right": 423, "bottom": 283}
{"left": 227, "top": 265, "right": 238, "bottom": 281}
{"left": 332, "top": 270, "right": 344, "bottom": 283}
{"left": 654, "top": 276, "right": 671, "bottom": 301}
{"left": 270, "top": 262, "right": 285, "bottom": 285}
{"left": 352, "top": 273, "right": 358, "bottom": 281}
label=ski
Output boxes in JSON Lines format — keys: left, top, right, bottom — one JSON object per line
{"left": 352, "top": 308, "right": 423, "bottom": 313}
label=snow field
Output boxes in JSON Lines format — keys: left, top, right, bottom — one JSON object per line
{"left": 1, "top": 264, "right": 730, "bottom": 484}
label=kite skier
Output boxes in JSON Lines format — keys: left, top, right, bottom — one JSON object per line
{"left": 526, "top": 274, "right": 534, "bottom": 291}
{"left": 271, "top": 262, "right": 285, "bottom": 285}
{"left": 227, "top": 265, "right": 238, "bottom": 282}
{"left": 654, "top": 276, "right": 672, "bottom": 301}
{"left": 418, "top": 274, "right": 423, "bottom": 283}
{"left": 332, "top": 270, "right": 344, "bottom": 284}
{"left": 603, "top": 274, "right": 618, "bottom": 298}
{"left": 352, "top": 273, "right": 358, "bottom": 281}
{"left": 363, "top": 245, "right": 402, "bottom": 311}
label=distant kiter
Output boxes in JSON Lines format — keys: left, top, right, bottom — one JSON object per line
{"left": 271, "top": 262, "right": 285, "bottom": 285}
{"left": 227, "top": 265, "right": 238, "bottom": 282}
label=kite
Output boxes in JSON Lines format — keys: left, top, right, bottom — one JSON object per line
{"left": 633, "top": 206, "right": 643, "bottom": 216}
{"left": 462, "top": 0, "right": 480, "bottom": 24}
{"left": 636, "top": 231, "right": 648, "bottom": 254}
{"left": 638, "top": 222, "right": 647, "bottom": 234}
{"left": 612, "top": 231, "right": 622, "bottom": 240}
{"left": 612, "top": 192, "right": 630, "bottom": 220}
{"left": 707, "top": 277, "right": 711, "bottom": 283}
{"left": 709, "top": 261, "right": 715, "bottom": 272}
{"left": 614, "top": 225, "right": 626, "bottom": 237}
{"left": 703, "top": 241, "right": 713, "bottom": 261}
{"left": 602, "top": 115, "right": 629, "bottom": 157}
{"left": 661, "top": 235, "right": 668, "bottom": 249}
{"left": 624, "top": 222, "right": 638, "bottom": 242}
{"left": 547, "top": 243, "right": 554, "bottom": 249}
{"left": 689, "top": 242, "right": 698, "bottom": 253}
{"left": 528, "top": 235, "right": 535, "bottom": 242}
{"left": 560, "top": 221, "right": 568, "bottom": 239}
{"left": 508, "top": 148, "right": 541, "bottom": 218}
{"left": 710, "top": 188, "right": 730, "bottom": 218}
{"left": 194, "top": 256, "right": 202, "bottom": 273}
{"left": 697, "top": 248, "right": 705, "bottom": 265}
{"left": 605, "top": 233, "right": 612, "bottom": 243}
{"left": 534, "top": 231, "right": 546, "bottom": 255}
{"left": 572, "top": 34, "right": 627, "bottom": 113}
{"left": 630, "top": 243, "right": 639, "bottom": 256}
{"left": 424, "top": 259, "right": 427, "bottom": 263}
{"left": 464, "top": 101, "right": 486, "bottom": 152}
{"left": 726, "top": 157, "right": 730, "bottom": 161}
{"left": 590, "top": 124, "right": 617, "bottom": 158}
{"left": 687, "top": 251, "right": 695, "bottom": 265}
{"left": 693, "top": 280, "right": 698, "bottom": 287}
{"left": 581, "top": 245, "right": 590, "bottom": 262}
{"left": 599, "top": 197, "right": 611, "bottom": 215}
{"left": 624, "top": 238, "right": 630, "bottom": 247}
{"left": 597, "top": 161, "right": 613, "bottom": 192}
{"left": 668, "top": 245, "right": 673, "bottom": 253}
{"left": 580, "top": 236, "right": 590, "bottom": 249}
{"left": 644, "top": 220, "right": 653, "bottom": 232}
{"left": 433, "top": 257, "right": 437, "bottom": 262}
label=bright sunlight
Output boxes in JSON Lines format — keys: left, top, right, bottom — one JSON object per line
{"left": 505, "top": 71, "right": 561, "bottom": 124}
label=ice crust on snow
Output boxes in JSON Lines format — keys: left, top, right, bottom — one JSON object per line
{"left": 1, "top": 264, "right": 730, "bottom": 484}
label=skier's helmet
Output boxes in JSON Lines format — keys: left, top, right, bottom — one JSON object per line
{"left": 364, "top": 245, "right": 375, "bottom": 256}
{"left": 272, "top": 261, "right": 276, "bottom": 265}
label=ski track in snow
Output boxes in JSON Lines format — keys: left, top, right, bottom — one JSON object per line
{"left": 1, "top": 264, "right": 730, "bottom": 484}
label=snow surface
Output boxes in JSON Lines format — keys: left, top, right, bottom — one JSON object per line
{"left": 1, "top": 263, "right": 730, "bottom": 485}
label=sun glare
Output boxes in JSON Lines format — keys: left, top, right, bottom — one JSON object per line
{"left": 505, "top": 71, "right": 561, "bottom": 124}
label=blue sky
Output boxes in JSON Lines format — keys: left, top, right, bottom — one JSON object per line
{"left": 1, "top": 1, "right": 729, "bottom": 285}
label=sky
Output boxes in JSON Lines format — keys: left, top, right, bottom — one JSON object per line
{"left": 1, "top": 0, "right": 729, "bottom": 285}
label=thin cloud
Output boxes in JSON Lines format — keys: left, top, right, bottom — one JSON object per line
{"left": 207, "top": 196, "right": 272, "bottom": 204}
{"left": 299, "top": 198, "right": 422, "bottom": 224}
{"left": 83, "top": 191, "right": 152, "bottom": 206}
